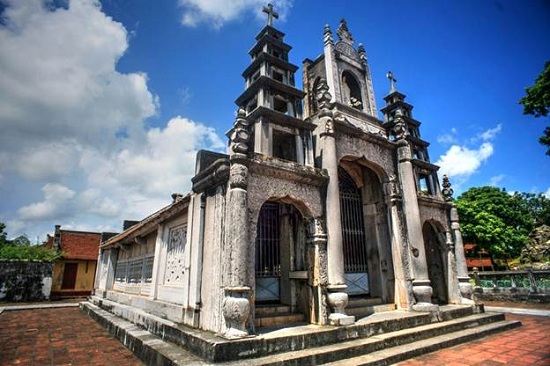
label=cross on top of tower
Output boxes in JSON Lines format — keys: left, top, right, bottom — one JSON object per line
{"left": 386, "top": 71, "right": 397, "bottom": 92}
{"left": 262, "top": 3, "right": 279, "bottom": 26}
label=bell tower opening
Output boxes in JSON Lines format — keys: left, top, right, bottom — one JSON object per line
{"left": 342, "top": 71, "right": 363, "bottom": 110}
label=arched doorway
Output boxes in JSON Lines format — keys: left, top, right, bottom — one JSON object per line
{"left": 422, "top": 222, "right": 448, "bottom": 304}
{"left": 339, "top": 162, "right": 394, "bottom": 303}
{"left": 255, "top": 200, "right": 307, "bottom": 311}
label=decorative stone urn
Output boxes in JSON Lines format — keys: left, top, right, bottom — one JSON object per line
{"left": 222, "top": 287, "right": 251, "bottom": 339}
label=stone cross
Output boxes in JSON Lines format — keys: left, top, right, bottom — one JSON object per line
{"left": 263, "top": 3, "right": 279, "bottom": 26}
{"left": 386, "top": 71, "right": 397, "bottom": 92}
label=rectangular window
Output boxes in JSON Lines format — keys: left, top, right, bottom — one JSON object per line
{"left": 272, "top": 130, "right": 297, "bottom": 162}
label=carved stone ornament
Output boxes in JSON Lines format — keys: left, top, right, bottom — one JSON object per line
{"left": 392, "top": 119, "right": 408, "bottom": 140}
{"left": 441, "top": 174, "right": 454, "bottom": 201}
{"left": 222, "top": 294, "right": 250, "bottom": 339}
{"left": 388, "top": 174, "right": 400, "bottom": 197}
{"left": 309, "top": 217, "right": 326, "bottom": 237}
{"left": 229, "top": 164, "right": 248, "bottom": 189}
{"left": 336, "top": 18, "right": 353, "bottom": 44}
{"left": 323, "top": 24, "right": 333, "bottom": 45}
{"left": 315, "top": 78, "right": 332, "bottom": 110}
{"left": 230, "top": 107, "right": 250, "bottom": 155}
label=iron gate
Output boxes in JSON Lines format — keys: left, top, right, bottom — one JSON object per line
{"left": 339, "top": 167, "right": 370, "bottom": 295}
{"left": 255, "top": 202, "right": 281, "bottom": 301}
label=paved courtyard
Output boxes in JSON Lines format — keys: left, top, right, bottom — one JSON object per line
{"left": 0, "top": 303, "right": 548, "bottom": 365}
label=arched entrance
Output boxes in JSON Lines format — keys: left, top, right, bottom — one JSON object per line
{"left": 422, "top": 222, "right": 448, "bottom": 304}
{"left": 339, "top": 163, "right": 394, "bottom": 302}
{"left": 255, "top": 200, "right": 307, "bottom": 312}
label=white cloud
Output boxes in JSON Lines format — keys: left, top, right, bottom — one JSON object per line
{"left": 0, "top": 1, "right": 225, "bottom": 240}
{"left": 18, "top": 183, "right": 76, "bottom": 221}
{"left": 488, "top": 174, "right": 505, "bottom": 187}
{"left": 178, "top": 0, "right": 293, "bottom": 28}
{"left": 544, "top": 187, "right": 550, "bottom": 198}
{"left": 435, "top": 124, "right": 502, "bottom": 186}
{"left": 437, "top": 127, "right": 458, "bottom": 144}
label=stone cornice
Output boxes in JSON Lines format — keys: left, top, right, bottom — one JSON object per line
{"left": 249, "top": 153, "right": 328, "bottom": 187}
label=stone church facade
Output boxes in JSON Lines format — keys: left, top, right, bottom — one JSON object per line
{"left": 94, "top": 11, "right": 473, "bottom": 339}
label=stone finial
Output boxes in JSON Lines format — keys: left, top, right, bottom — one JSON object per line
{"left": 441, "top": 174, "right": 454, "bottom": 201}
{"left": 323, "top": 24, "right": 333, "bottom": 45}
{"left": 386, "top": 71, "right": 397, "bottom": 93}
{"left": 358, "top": 43, "right": 366, "bottom": 62}
{"left": 336, "top": 18, "right": 353, "bottom": 44}
{"left": 230, "top": 107, "right": 250, "bottom": 155}
{"left": 315, "top": 78, "right": 332, "bottom": 110}
{"left": 171, "top": 193, "right": 183, "bottom": 202}
{"left": 262, "top": 3, "right": 279, "bottom": 26}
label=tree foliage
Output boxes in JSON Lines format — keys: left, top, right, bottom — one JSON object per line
{"left": 0, "top": 223, "right": 62, "bottom": 261}
{"left": 455, "top": 187, "right": 549, "bottom": 258}
{"left": 519, "top": 60, "right": 550, "bottom": 155}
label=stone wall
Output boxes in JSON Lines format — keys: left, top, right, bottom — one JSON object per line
{"left": 0, "top": 260, "right": 54, "bottom": 302}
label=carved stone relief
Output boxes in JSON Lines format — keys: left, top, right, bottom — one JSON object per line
{"left": 164, "top": 224, "right": 187, "bottom": 285}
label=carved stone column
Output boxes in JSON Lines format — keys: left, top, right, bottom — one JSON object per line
{"left": 386, "top": 175, "right": 415, "bottom": 310}
{"left": 316, "top": 79, "right": 354, "bottom": 325}
{"left": 442, "top": 175, "right": 474, "bottom": 304}
{"left": 393, "top": 119, "right": 437, "bottom": 312}
{"left": 222, "top": 108, "right": 253, "bottom": 338}
{"left": 307, "top": 217, "right": 329, "bottom": 325}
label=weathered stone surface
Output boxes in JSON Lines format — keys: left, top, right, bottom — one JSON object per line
{"left": 521, "top": 225, "right": 550, "bottom": 269}
{"left": 0, "top": 260, "right": 53, "bottom": 302}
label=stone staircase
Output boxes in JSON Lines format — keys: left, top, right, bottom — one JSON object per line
{"left": 347, "top": 297, "right": 396, "bottom": 319}
{"left": 254, "top": 304, "right": 305, "bottom": 328}
{"left": 83, "top": 297, "right": 521, "bottom": 365}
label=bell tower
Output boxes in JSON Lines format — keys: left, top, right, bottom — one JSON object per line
{"left": 234, "top": 3, "right": 314, "bottom": 166}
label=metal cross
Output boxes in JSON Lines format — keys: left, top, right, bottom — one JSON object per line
{"left": 386, "top": 71, "right": 397, "bottom": 92}
{"left": 262, "top": 3, "right": 279, "bottom": 26}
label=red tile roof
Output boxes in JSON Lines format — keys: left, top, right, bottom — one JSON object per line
{"left": 43, "top": 230, "right": 101, "bottom": 261}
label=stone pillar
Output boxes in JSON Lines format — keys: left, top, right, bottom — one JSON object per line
{"left": 322, "top": 25, "right": 338, "bottom": 104}
{"left": 393, "top": 120, "right": 437, "bottom": 312}
{"left": 307, "top": 218, "right": 329, "bottom": 325}
{"left": 222, "top": 108, "right": 253, "bottom": 339}
{"left": 442, "top": 175, "right": 474, "bottom": 305}
{"left": 316, "top": 79, "right": 354, "bottom": 325}
{"left": 386, "top": 175, "right": 415, "bottom": 310}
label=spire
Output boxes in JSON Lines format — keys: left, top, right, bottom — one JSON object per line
{"left": 386, "top": 71, "right": 397, "bottom": 93}
{"left": 262, "top": 3, "right": 279, "bottom": 27}
{"left": 336, "top": 18, "right": 353, "bottom": 44}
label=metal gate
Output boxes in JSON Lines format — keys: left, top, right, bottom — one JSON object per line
{"left": 339, "top": 167, "right": 370, "bottom": 295}
{"left": 255, "top": 202, "right": 281, "bottom": 301}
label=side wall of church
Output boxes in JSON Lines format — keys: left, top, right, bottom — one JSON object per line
{"left": 199, "top": 186, "right": 228, "bottom": 333}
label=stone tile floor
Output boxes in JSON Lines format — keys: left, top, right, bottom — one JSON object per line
{"left": 0, "top": 301, "right": 548, "bottom": 365}
{"left": 396, "top": 313, "right": 550, "bottom": 366}
{"left": 0, "top": 307, "right": 144, "bottom": 365}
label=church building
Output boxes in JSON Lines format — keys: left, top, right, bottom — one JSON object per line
{"left": 94, "top": 5, "right": 474, "bottom": 340}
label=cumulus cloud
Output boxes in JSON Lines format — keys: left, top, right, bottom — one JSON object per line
{"left": 0, "top": 1, "right": 225, "bottom": 240}
{"left": 178, "top": 0, "right": 293, "bottom": 28}
{"left": 435, "top": 124, "right": 502, "bottom": 185}
{"left": 488, "top": 174, "right": 505, "bottom": 187}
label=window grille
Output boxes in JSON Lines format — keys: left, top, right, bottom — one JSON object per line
{"left": 255, "top": 202, "right": 281, "bottom": 278}
{"left": 115, "top": 261, "right": 128, "bottom": 283}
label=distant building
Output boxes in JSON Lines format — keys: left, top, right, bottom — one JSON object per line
{"left": 464, "top": 243, "right": 494, "bottom": 271}
{"left": 43, "top": 225, "right": 102, "bottom": 298}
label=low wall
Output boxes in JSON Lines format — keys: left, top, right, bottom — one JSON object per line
{"left": 470, "top": 268, "right": 550, "bottom": 304}
{"left": 0, "top": 260, "right": 54, "bottom": 302}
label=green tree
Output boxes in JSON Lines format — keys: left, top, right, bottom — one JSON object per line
{"left": 0, "top": 222, "right": 8, "bottom": 247}
{"left": 455, "top": 187, "right": 534, "bottom": 258}
{"left": 519, "top": 60, "right": 550, "bottom": 155}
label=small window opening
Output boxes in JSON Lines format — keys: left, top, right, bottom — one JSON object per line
{"left": 418, "top": 175, "right": 434, "bottom": 195}
{"left": 273, "top": 97, "right": 288, "bottom": 114}
{"left": 342, "top": 71, "right": 363, "bottom": 110}
{"left": 273, "top": 70, "right": 284, "bottom": 83}
{"left": 273, "top": 130, "right": 297, "bottom": 162}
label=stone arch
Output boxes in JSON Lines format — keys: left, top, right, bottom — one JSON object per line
{"left": 422, "top": 220, "right": 448, "bottom": 304}
{"left": 253, "top": 197, "right": 310, "bottom": 318}
{"left": 337, "top": 158, "right": 395, "bottom": 303}
{"left": 342, "top": 70, "right": 363, "bottom": 110}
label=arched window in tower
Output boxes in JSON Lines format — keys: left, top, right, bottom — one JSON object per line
{"left": 342, "top": 71, "right": 363, "bottom": 110}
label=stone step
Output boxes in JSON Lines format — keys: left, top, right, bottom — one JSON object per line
{"left": 221, "top": 312, "right": 520, "bottom": 365}
{"left": 322, "top": 320, "right": 521, "bottom": 366}
{"left": 347, "top": 297, "right": 384, "bottom": 308}
{"left": 255, "top": 305, "right": 291, "bottom": 317}
{"left": 254, "top": 313, "right": 305, "bottom": 328}
{"left": 347, "top": 303, "right": 396, "bottom": 319}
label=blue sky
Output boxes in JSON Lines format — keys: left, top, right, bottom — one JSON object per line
{"left": 0, "top": 0, "right": 549, "bottom": 242}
